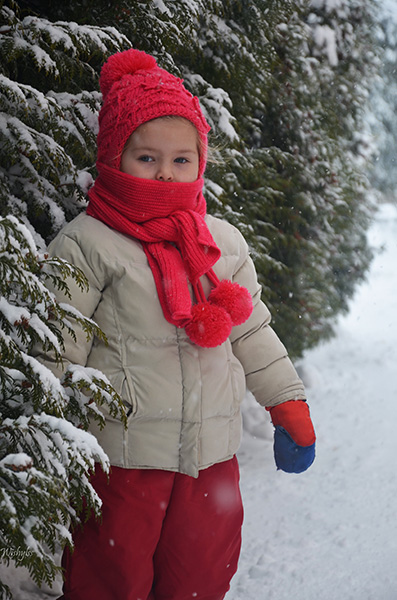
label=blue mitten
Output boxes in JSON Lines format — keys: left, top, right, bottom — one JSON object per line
{"left": 267, "top": 400, "right": 316, "bottom": 473}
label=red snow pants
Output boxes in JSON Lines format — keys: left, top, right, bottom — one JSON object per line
{"left": 59, "top": 456, "right": 243, "bottom": 600}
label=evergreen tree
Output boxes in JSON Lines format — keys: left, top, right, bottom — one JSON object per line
{"left": 242, "top": 0, "right": 379, "bottom": 354}
{"left": 7, "top": 0, "right": 379, "bottom": 356}
{"left": 211, "top": 0, "right": 377, "bottom": 355}
{"left": 81, "top": 0, "right": 379, "bottom": 356}
{"left": 0, "top": 0, "right": 130, "bottom": 245}
{"left": 369, "top": 0, "right": 397, "bottom": 202}
{"left": 0, "top": 2, "right": 128, "bottom": 595}
{"left": 0, "top": 215, "right": 125, "bottom": 598}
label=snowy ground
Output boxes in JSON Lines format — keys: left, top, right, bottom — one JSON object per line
{"left": 231, "top": 202, "right": 397, "bottom": 600}
{"left": 2, "top": 203, "right": 397, "bottom": 599}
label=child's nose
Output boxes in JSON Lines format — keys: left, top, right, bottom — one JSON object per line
{"left": 156, "top": 162, "right": 173, "bottom": 182}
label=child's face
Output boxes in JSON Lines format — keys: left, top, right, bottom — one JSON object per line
{"left": 120, "top": 117, "right": 200, "bottom": 182}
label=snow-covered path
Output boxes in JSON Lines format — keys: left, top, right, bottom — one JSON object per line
{"left": 231, "top": 203, "right": 397, "bottom": 600}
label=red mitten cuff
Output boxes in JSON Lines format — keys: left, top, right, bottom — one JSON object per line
{"left": 267, "top": 400, "right": 316, "bottom": 447}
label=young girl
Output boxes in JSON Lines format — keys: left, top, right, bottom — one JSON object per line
{"left": 44, "top": 49, "right": 316, "bottom": 600}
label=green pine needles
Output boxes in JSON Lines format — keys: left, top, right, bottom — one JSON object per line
{"left": 0, "top": 0, "right": 130, "bottom": 244}
{"left": 0, "top": 215, "right": 125, "bottom": 598}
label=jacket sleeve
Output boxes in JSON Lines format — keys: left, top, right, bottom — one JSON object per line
{"left": 33, "top": 231, "right": 104, "bottom": 378}
{"left": 229, "top": 231, "right": 306, "bottom": 408}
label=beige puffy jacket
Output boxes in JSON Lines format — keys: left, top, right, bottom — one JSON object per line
{"left": 42, "top": 212, "right": 305, "bottom": 477}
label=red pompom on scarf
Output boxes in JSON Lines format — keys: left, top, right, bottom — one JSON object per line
{"left": 208, "top": 277, "right": 253, "bottom": 326}
{"left": 186, "top": 302, "right": 233, "bottom": 348}
{"left": 87, "top": 164, "right": 253, "bottom": 347}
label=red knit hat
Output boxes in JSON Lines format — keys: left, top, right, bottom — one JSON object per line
{"left": 96, "top": 48, "right": 211, "bottom": 176}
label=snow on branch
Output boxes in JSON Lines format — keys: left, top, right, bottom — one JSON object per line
{"left": 183, "top": 72, "right": 239, "bottom": 141}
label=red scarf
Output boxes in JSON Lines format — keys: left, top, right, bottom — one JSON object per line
{"left": 87, "top": 163, "right": 252, "bottom": 347}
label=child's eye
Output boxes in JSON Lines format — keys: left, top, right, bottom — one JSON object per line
{"left": 139, "top": 155, "right": 154, "bottom": 162}
{"left": 174, "top": 157, "right": 188, "bottom": 164}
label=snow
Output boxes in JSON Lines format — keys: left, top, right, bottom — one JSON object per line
{"left": 23, "top": 17, "right": 75, "bottom": 53}
{"left": 0, "top": 297, "right": 31, "bottom": 327}
{"left": 152, "top": 0, "right": 172, "bottom": 15}
{"left": 6, "top": 215, "right": 37, "bottom": 254}
{"left": 2, "top": 203, "right": 397, "bottom": 598}
{"left": 310, "top": 0, "right": 343, "bottom": 10}
{"left": 183, "top": 72, "right": 239, "bottom": 141}
{"left": 75, "top": 170, "right": 93, "bottom": 194}
{"left": 312, "top": 24, "right": 339, "bottom": 66}
{"left": 0, "top": 453, "right": 32, "bottom": 470}
{"left": 230, "top": 202, "right": 397, "bottom": 600}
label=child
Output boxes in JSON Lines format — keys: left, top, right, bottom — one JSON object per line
{"left": 45, "top": 49, "right": 316, "bottom": 600}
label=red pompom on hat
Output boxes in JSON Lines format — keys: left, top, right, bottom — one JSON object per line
{"left": 99, "top": 50, "right": 157, "bottom": 99}
{"left": 96, "top": 48, "right": 210, "bottom": 175}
